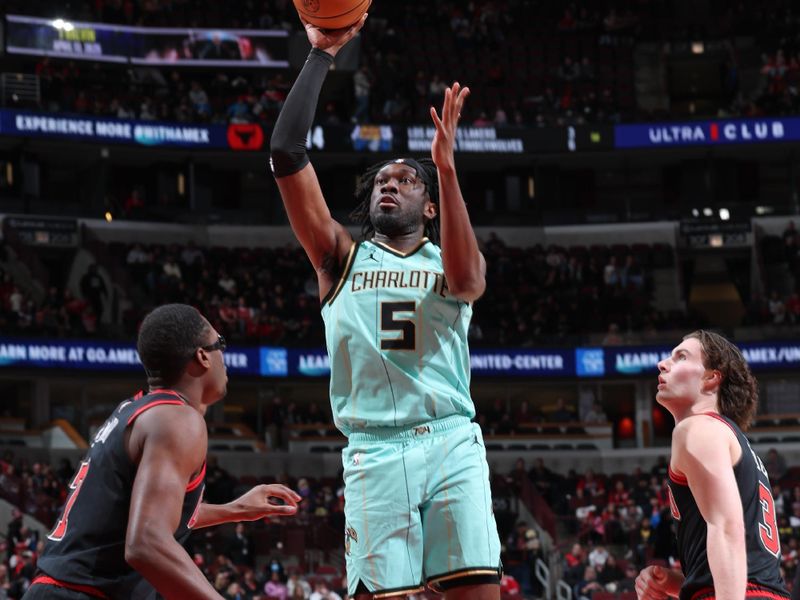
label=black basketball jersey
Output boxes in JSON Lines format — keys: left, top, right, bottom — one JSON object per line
{"left": 666, "top": 412, "right": 788, "bottom": 600}
{"left": 37, "top": 390, "right": 206, "bottom": 599}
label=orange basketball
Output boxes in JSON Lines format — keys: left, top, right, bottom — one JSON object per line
{"left": 293, "top": 0, "right": 371, "bottom": 30}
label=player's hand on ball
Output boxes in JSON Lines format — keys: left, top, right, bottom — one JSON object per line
{"left": 302, "top": 12, "right": 368, "bottom": 56}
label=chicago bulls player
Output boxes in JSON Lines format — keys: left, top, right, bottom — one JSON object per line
{"left": 636, "top": 330, "right": 789, "bottom": 600}
{"left": 24, "top": 304, "right": 301, "bottom": 600}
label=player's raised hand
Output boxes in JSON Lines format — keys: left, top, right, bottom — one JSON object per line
{"left": 302, "top": 12, "right": 367, "bottom": 56}
{"left": 430, "top": 82, "right": 470, "bottom": 171}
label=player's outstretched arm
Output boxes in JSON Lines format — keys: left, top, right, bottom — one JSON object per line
{"left": 270, "top": 16, "right": 365, "bottom": 289}
{"left": 673, "top": 416, "right": 746, "bottom": 600}
{"left": 191, "top": 484, "right": 302, "bottom": 529}
{"left": 430, "top": 82, "right": 486, "bottom": 302}
{"left": 125, "top": 405, "right": 223, "bottom": 599}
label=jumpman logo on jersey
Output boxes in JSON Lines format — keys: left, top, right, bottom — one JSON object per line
{"left": 362, "top": 250, "right": 379, "bottom": 263}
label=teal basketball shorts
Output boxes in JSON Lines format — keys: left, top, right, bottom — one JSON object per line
{"left": 341, "top": 415, "right": 502, "bottom": 597}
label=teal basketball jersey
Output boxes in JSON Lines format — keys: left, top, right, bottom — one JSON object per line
{"left": 321, "top": 238, "right": 476, "bottom": 435}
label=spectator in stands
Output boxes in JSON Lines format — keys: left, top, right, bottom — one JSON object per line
{"left": 574, "top": 565, "right": 604, "bottom": 600}
{"left": 309, "top": 581, "right": 341, "bottom": 600}
{"left": 5, "top": 508, "right": 23, "bottom": 560}
{"left": 79, "top": 263, "right": 108, "bottom": 321}
{"left": 265, "top": 570, "right": 288, "bottom": 600}
{"left": 601, "top": 322, "right": 624, "bottom": 345}
{"left": 287, "top": 571, "right": 312, "bottom": 600}
{"left": 528, "top": 458, "right": 560, "bottom": 505}
{"left": 189, "top": 81, "right": 211, "bottom": 118}
{"left": 618, "top": 562, "right": 639, "bottom": 593}
{"left": 583, "top": 401, "right": 608, "bottom": 423}
{"left": 789, "top": 503, "right": 800, "bottom": 530}
{"left": 769, "top": 291, "right": 788, "bottom": 324}
{"left": 588, "top": 545, "right": 610, "bottom": 569}
{"left": 596, "top": 553, "right": 624, "bottom": 587}
{"left": 353, "top": 66, "right": 372, "bottom": 123}
{"left": 0, "top": 563, "right": 11, "bottom": 599}
{"left": 577, "top": 469, "right": 606, "bottom": 500}
{"left": 564, "top": 543, "right": 586, "bottom": 584}
{"left": 651, "top": 456, "right": 669, "bottom": 479}
{"left": 773, "top": 483, "right": 790, "bottom": 518}
{"left": 226, "top": 522, "right": 254, "bottom": 568}
{"left": 765, "top": 447, "right": 789, "bottom": 483}
{"left": 550, "top": 397, "right": 576, "bottom": 422}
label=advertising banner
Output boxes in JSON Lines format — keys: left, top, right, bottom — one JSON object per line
{"left": 5, "top": 14, "right": 289, "bottom": 67}
{"left": 615, "top": 117, "right": 800, "bottom": 149}
{"left": 2, "top": 339, "right": 798, "bottom": 378}
{"left": 0, "top": 338, "right": 260, "bottom": 375}
{"left": 1, "top": 109, "right": 225, "bottom": 148}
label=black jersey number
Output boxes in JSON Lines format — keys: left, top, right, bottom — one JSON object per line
{"left": 380, "top": 302, "right": 416, "bottom": 350}
{"left": 48, "top": 459, "right": 91, "bottom": 542}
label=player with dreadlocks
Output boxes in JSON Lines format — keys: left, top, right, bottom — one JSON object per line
{"left": 269, "top": 14, "right": 500, "bottom": 600}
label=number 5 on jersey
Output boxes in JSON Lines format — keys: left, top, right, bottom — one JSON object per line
{"left": 48, "top": 459, "right": 91, "bottom": 542}
{"left": 380, "top": 302, "right": 417, "bottom": 350}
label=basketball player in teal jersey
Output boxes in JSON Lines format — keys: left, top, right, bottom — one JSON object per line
{"left": 269, "top": 14, "right": 501, "bottom": 600}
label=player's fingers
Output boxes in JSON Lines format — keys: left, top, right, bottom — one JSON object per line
{"left": 442, "top": 87, "right": 452, "bottom": 119}
{"left": 269, "top": 485, "right": 302, "bottom": 503}
{"left": 270, "top": 504, "right": 298, "bottom": 515}
{"left": 343, "top": 12, "right": 368, "bottom": 39}
{"left": 458, "top": 86, "right": 471, "bottom": 106}
{"left": 430, "top": 106, "right": 444, "bottom": 131}
{"left": 450, "top": 82, "right": 461, "bottom": 121}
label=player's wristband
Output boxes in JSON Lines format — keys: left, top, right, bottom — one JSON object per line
{"left": 269, "top": 47, "right": 334, "bottom": 178}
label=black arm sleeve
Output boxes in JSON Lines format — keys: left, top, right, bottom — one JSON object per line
{"left": 269, "top": 47, "right": 334, "bottom": 178}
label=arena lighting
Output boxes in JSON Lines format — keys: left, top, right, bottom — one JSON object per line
{"left": 691, "top": 208, "right": 699, "bottom": 217}
{"left": 5, "top": 163, "right": 13, "bottom": 187}
{"left": 709, "top": 234, "right": 723, "bottom": 247}
{"left": 755, "top": 205, "right": 775, "bottom": 215}
{"left": 702, "top": 207, "right": 713, "bottom": 217}
{"left": 527, "top": 175, "right": 535, "bottom": 199}
{"left": 51, "top": 18, "right": 75, "bottom": 32}
{"left": 104, "top": 211, "right": 113, "bottom": 222}
{"left": 691, "top": 41, "right": 704, "bottom": 54}
{"left": 718, "top": 207, "right": 730, "bottom": 221}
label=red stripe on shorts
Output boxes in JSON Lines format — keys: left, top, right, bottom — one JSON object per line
{"left": 691, "top": 583, "right": 789, "bottom": 600}
{"left": 31, "top": 575, "right": 109, "bottom": 599}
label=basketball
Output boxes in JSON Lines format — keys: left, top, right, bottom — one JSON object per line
{"left": 293, "top": 0, "right": 371, "bottom": 30}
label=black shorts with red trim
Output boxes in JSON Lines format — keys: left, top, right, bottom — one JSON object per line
{"left": 22, "top": 575, "right": 109, "bottom": 600}
{"left": 690, "top": 582, "right": 789, "bottom": 600}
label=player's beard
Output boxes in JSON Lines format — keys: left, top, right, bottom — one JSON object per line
{"left": 370, "top": 206, "right": 423, "bottom": 238}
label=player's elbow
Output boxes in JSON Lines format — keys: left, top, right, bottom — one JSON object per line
{"left": 708, "top": 518, "right": 746, "bottom": 545}
{"left": 124, "top": 530, "right": 163, "bottom": 571}
{"left": 269, "top": 137, "right": 309, "bottom": 178}
{"left": 448, "top": 277, "right": 486, "bottom": 303}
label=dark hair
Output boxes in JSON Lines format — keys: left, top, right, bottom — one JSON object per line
{"left": 349, "top": 158, "right": 440, "bottom": 243}
{"left": 137, "top": 304, "right": 209, "bottom": 384}
{"left": 683, "top": 330, "right": 758, "bottom": 430}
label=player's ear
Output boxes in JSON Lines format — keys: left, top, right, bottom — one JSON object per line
{"left": 703, "top": 368, "right": 722, "bottom": 391}
{"left": 423, "top": 199, "right": 437, "bottom": 220}
{"left": 187, "top": 347, "right": 212, "bottom": 375}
